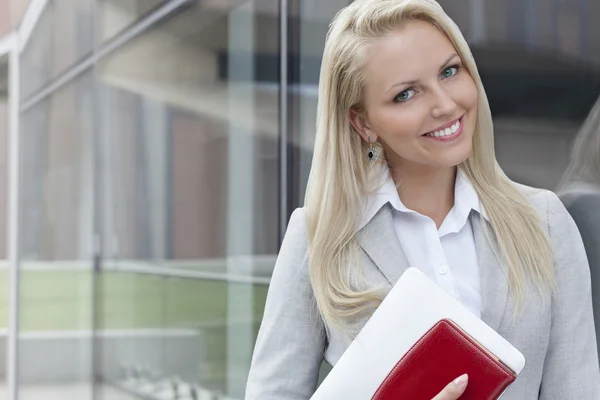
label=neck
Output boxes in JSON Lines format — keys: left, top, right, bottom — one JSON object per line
{"left": 390, "top": 162, "right": 457, "bottom": 228}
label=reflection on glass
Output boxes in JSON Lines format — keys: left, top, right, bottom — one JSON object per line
{"left": 292, "top": 0, "right": 351, "bottom": 207}
{"left": 18, "top": 72, "right": 95, "bottom": 400}
{"left": 0, "top": 96, "right": 7, "bottom": 259}
{"left": 436, "top": 1, "right": 600, "bottom": 191}
{"left": 20, "top": 0, "right": 94, "bottom": 99}
{"left": 96, "top": 1, "right": 279, "bottom": 398}
{"left": 0, "top": 65, "right": 7, "bottom": 395}
{"left": 97, "top": 0, "right": 166, "bottom": 42}
{"left": 557, "top": 97, "right": 600, "bottom": 359}
{"left": 163, "top": 279, "right": 268, "bottom": 392}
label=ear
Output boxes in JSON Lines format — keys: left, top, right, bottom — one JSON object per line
{"left": 349, "top": 108, "right": 378, "bottom": 143}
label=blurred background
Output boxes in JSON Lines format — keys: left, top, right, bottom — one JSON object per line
{"left": 0, "top": 0, "right": 598, "bottom": 399}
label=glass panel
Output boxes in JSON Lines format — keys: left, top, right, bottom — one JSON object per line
{"left": 0, "top": 70, "right": 8, "bottom": 260}
{"left": 162, "top": 278, "right": 268, "bottom": 395}
{"left": 11, "top": 0, "right": 32, "bottom": 29}
{"left": 96, "top": 0, "right": 165, "bottom": 43}
{"left": 95, "top": 0, "right": 279, "bottom": 398}
{"left": 432, "top": 2, "right": 600, "bottom": 189}
{"left": 291, "top": 0, "right": 351, "bottom": 208}
{"left": 20, "top": 0, "right": 94, "bottom": 99}
{"left": 95, "top": 270, "right": 167, "bottom": 399}
{"left": 18, "top": 71, "right": 95, "bottom": 399}
{"left": 0, "top": 56, "right": 8, "bottom": 396}
{"left": 95, "top": 0, "right": 280, "bottom": 269}
{"left": 0, "top": 1, "right": 10, "bottom": 37}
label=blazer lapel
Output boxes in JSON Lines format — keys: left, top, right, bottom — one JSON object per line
{"left": 356, "top": 204, "right": 410, "bottom": 286}
{"left": 357, "top": 206, "right": 509, "bottom": 331}
{"left": 473, "top": 212, "right": 509, "bottom": 331}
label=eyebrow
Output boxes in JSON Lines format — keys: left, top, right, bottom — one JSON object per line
{"left": 386, "top": 53, "right": 460, "bottom": 94}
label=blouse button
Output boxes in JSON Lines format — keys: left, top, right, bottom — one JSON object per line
{"left": 438, "top": 265, "right": 448, "bottom": 275}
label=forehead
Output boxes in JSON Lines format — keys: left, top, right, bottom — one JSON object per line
{"left": 363, "top": 20, "right": 457, "bottom": 92}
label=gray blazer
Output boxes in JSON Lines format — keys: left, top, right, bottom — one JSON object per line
{"left": 564, "top": 193, "right": 600, "bottom": 355}
{"left": 246, "top": 186, "right": 600, "bottom": 399}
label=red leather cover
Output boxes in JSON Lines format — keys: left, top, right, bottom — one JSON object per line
{"left": 372, "top": 318, "right": 516, "bottom": 400}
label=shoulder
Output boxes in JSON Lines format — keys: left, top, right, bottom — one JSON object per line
{"left": 283, "top": 207, "right": 308, "bottom": 249}
{"left": 512, "top": 181, "right": 556, "bottom": 210}
{"left": 274, "top": 207, "right": 310, "bottom": 279}
{"left": 512, "top": 181, "right": 582, "bottom": 245}
{"left": 512, "top": 182, "right": 565, "bottom": 222}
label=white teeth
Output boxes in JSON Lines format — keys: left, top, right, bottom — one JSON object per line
{"left": 425, "top": 119, "right": 461, "bottom": 138}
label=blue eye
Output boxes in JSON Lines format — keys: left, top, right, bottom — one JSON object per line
{"left": 441, "top": 65, "right": 459, "bottom": 79}
{"left": 394, "top": 88, "right": 417, "bottom": 103}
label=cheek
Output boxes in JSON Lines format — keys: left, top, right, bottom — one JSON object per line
{"left": 371, "top": 107, "right": 426, "bottom": 140}
{"left": 460, "top": 75, "right": 479, "bottom": 110}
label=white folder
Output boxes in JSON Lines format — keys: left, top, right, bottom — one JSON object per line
{"left": 311, "top": 267, "right": 526, "bottom": 399}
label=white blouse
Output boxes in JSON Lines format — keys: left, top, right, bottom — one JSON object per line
{"left": 358, "top": 168, "right": 486, "bottom": 317}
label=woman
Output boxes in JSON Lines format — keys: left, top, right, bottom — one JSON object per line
{"left": 246, "top": 0, "right": 600, "bottom": 399}
{"left": 557, "top": 95, "right": 600, "bottom": 360}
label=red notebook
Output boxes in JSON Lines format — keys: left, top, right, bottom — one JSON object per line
{"left": 372, "top": 318, "right": 517, "bottom": 400}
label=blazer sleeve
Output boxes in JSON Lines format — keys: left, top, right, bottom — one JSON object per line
{"left": 245, "top": 208, "right": 326, "bottom": 400}
{"left": 539, "top": 192, "right": 600, "bottom": 399}
{"left": 565, "top": 195, "right": 600, "bottom": 356}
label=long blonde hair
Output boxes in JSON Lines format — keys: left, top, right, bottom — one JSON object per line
{"left": 304, "top": 0, "right": 555, "bottom": 331}
{"left": 556, "top": 95, "right": 600, "bottom": 197}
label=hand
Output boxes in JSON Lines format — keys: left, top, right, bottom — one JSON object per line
{"left": 432, "top": 374, "right": 468, "bottom": 400}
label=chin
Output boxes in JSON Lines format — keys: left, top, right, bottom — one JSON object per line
{"left": 434, "top": 144, "right": 473, "bottom": 167}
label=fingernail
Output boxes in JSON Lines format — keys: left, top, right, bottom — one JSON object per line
{"left": 454, "top": 374, "right": 468, "bottom": 389}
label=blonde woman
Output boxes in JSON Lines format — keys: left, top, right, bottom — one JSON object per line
{"left": 246, "top": 0, "right": 600, "bottom": 399}
{"left": 557, "top": 95, "right": 600, "bottom": 363}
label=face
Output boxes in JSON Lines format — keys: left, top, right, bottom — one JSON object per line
{"left": 350, "top": 20, "right": 479, "bottom": 170}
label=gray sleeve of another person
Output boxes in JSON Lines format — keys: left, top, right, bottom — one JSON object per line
{"left": 565, "top": 194, "right": 600, "bottom": 357}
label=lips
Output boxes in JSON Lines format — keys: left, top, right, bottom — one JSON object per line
{"left": 422, "top": 116, "right": 464, "bottom": 141}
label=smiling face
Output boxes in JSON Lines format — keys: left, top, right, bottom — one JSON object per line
{"left": 350, "top": 20, "right": 479, "bottom": 170}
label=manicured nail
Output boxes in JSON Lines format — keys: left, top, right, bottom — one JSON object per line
{"left": 454, "top": 374, "right": 468, "bottom": 389}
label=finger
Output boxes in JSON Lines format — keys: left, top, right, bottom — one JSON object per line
{"left": 431, "top": 374, "right": 469, "bottom": 400}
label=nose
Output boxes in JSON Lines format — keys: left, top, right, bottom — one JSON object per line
{"left": 430, "top": 85, "right": 457, "bottom": 119}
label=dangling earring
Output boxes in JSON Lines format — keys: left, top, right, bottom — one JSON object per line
{"left": 366, "top": 136, "right": 379, "bottom": 164}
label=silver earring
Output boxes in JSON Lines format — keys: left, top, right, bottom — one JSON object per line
{"left": 367, "top": 136, "right": 379, "bottom": 164}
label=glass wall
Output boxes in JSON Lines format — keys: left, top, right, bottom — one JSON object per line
{"left": 0, "top": 53, "right": 8, "bottom": 397}
{"left": 94, "top": 1, "right": 278, "bottom": 398}
{"left": 9, "top": 0, "right": 600, "bottom": 399}
{"left": 0, "top": 56, "right": 8, "bottom": 260}
{"left": 97, "top": 0, "right": 165, "bottom": 42}
{"left": 16, "top": 0, "right": 279, "bottom": 398}
{"left": 10, "top": 0, "right": 31, "bottom": 30}
{"left": 289, "top": 0, "right": 352, "bottom": 208}
{"left": 18, "top": 70, "right": 95, "bottom": 399}
{"left": 20, "top": 0, "right": 94, "bottom": 99}
{"left": 0, "top": 1, "right": 10, "bottom": 38}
